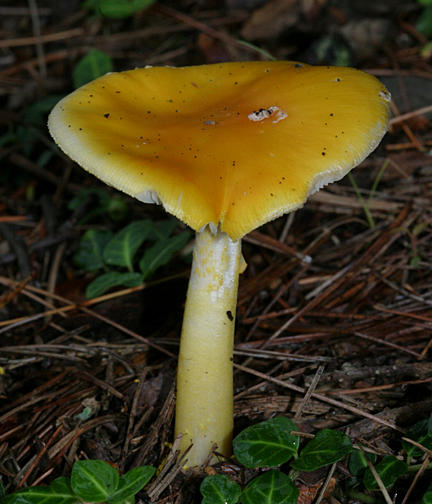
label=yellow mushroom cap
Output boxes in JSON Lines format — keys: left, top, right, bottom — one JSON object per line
{"left": 48, "top": 61, "right": 390, "bottom": 240}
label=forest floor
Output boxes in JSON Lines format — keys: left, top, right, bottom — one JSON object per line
{"left": 1, "top": 1, "right": 432, "bottom": 503}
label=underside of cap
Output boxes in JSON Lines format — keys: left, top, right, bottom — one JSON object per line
{"left": 48, "top": 61, "right": 390, "bottom": 240}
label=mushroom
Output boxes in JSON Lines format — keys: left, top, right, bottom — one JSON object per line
{"left": 48, "top": 61, "right": 390, "bottom": 467}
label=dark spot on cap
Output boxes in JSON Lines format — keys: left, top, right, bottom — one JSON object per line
{"left": 226, "top": 311, "right": 233, "bottom": 321}
{"left": 104, "top": 113, "right": 110, "bottom": 118}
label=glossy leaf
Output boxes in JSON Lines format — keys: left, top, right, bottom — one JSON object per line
{"left": 200, "top": 475, "right": 241, "bottom": 504}
{"left": 108, "top": 466, "right": 155, "bottom": 503}
{"left": 148, "top": 219, "right": 178, "bottom": 241}
{"left": 402, "top": 416, "right": 432, "bottom": 458}
{"left": 241, "top": 470, "right": 298, "bottom": 504}
{"left": 233, "top": 417, "right": 299, "bottom": 468}
{"left": 423, "top": 481, "right": 432, "bottom": 503}
{"left": 1, "top": 477, "right": 77, "bottom": 504}
{"left": 417, "top": 5, "right": 432, "bottom": 37}
{"left": 290, "top": 429, "right": 352, "bottom": 471}
{"left": 103, "top": 220, "right": 153, "bottom": 270}
{"left": 363, "top": 455, "right": 408, "bottom": 490}
{"left": 97, "top": 0, "right": 156, "bottom": 18}
{"left": 71, "top": 460, "right": 119, "bottom": 502}
{"left": 74, "top": 229, "right": 113, "bottom": 271}
{"left": 348, "top": 449, "right": 377, "bottom": 477}
{"left": 86, "top": 271, "right": 144, "bottom": 298}
{"left": 139, "top": 232, "right": 190, "bottom": 279}
{"left": 73, "top": 49, "right": 113, "bottom": 88}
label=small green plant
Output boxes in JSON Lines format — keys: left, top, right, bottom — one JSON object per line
{"left": 83, "top": 0, "right": 156, "bottom": 19}
{"left": 417, "top": 0, "right": 432, "bottom": 57}
{"left": 0, "top": 459, "right": 155, "bottom": 504}
{"left": 74, "top": 218, "right": 190, "bottom": 298}
{"left": 69, "top": 188, "right": 128, "bottom": 223}
{"left": 417, "top": 0, "right": 432, "bottom": 38}
{"left": 199, "top": 417, "right": 352, "bottom": 504}
{"left": 73, "top": 49, "right": 113, "bottom": 88}
{"left": 200, "top": 415, "right": 432, "bottom": 503}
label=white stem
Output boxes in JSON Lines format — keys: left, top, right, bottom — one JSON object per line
{"left": 175, "top": 227, "right": 242, "bottom": 467}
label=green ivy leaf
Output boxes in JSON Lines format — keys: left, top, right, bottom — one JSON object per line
{"left": 108, "top": 466, "right": 155, "bottom": 504}
{"left": 73, "top": 49, "right": 113, "bottom": 88}
{"left": 71, "top": 460, "right": 119, "bottom": 502}
{"left": 148, "top": 219, "right": 178, "bottom": 241}
{"left": 200, "top": 475, "right": 241, "bottom": 504}
{"left": 233, "top": 417, "right": 299, "bottom": 469}
{"left": 417, "top": 5, "right": 432, "bottom": 37}
{"left": 96, "top": 0, "right": 156, "bottom": 19}
{"left": 74, "top": 229, "right": 113, "bottom": 272}
{"left": 348, "top": 449, "right": 377, "bottom": 477}
{"left": 139, "top": 232, "right": 190, "bottom": 279}
{"left": 363, "top": 455, "right": 408, "bottom": 490}
{"left": 241, "top": 471, "right": 298, "bottom": 504}
{"left": 1, "top": 477, "right": 77, "bottom": 504}
{"left": 290, "top": 429, "right": 352, "bottom": 472}
{"left": 423, "top": 481, "right": 432, "bottom": 503}
{"left": 103, "top": 220, "right": 153, "bottom": 270}
{"left": 402, "top": 416, "right": 432, "bottom": 458}
{"left": 86, "top": 271, "right": 144, "bottom": 298}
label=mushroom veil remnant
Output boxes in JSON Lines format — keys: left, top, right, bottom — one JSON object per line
{"left": 48, "top": 61, "right": 391, "bottom": 467}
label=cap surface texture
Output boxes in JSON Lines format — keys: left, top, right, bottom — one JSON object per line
{"left": 48, "top": 61, "right": 390, "bottom": 240}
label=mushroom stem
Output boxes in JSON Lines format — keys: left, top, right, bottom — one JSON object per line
{"left": 175, "top": 227, "right": 243, "bottom": 466}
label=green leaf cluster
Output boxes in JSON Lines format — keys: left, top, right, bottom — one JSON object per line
{"left": 202, "top": 414, "right": 432, "bottom": 503}
{"left": 345, "top": 414, "right": 432, "bottom": 500}
{"left": 83, "top": 0, "right": 156, "bottom": 19}
{"left": 200, "top": 417, "right": 352, "bottom": 504}
{"left": 1, "top": 460, "right": 155, "bottom": 504}
{"left": 73, "top": 218, "right": 190, "bottom": 298}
